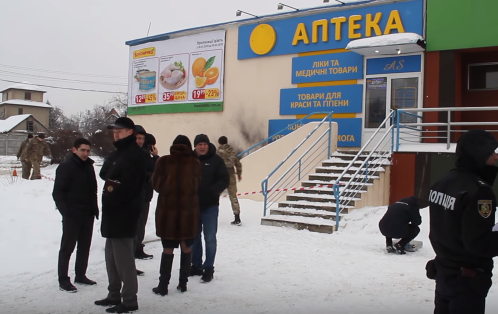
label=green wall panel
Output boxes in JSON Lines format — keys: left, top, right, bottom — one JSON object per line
{"left": 427, "top": 0, "right": 498, "bottom": 51}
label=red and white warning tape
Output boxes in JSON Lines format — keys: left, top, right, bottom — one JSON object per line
{"left": 222, "top": 182, "right": 344, "bottom": 197}
{"left": 41, "top": 174, "right": 55, "bottom": 182}
{"left": 40, "top": 174, "right": 343, "bottom": 196}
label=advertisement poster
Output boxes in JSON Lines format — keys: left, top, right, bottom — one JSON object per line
{"left": 127, "top": 30, "right": 225, "bottom": 115}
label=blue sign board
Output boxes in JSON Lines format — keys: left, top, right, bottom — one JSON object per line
{"left": 268, "top": 118, "right": 362, "bottom": 147}
{"left": 238, "top": 0, "right": 424, "bottom": 59}
{"left": 280, "top": 84, "right": 363, "bottom": 115}
{"left": 366, "top": 55, "right": 422, "bottom": 75}
{"left": 292, "top": 52, "right": 363, "bottom": 84}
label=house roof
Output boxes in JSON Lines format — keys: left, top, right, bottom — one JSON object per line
{"left": 0, "top": 99, "right": 52, "bottom": 108}
{"left": 0, "top": 81, "right": 47, "bottom": 93}
{"left": 0, "top": 114, "right": 32, "bottom": 133}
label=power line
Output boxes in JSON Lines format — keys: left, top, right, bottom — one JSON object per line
{"left": 0, "top": 63, "right": 127, "bottom": 79}
{"left": 0, "top": 79, "right": 127, "bottom": 94}
{"left": 0, "top": 70, "right": 127, "bottom": 86}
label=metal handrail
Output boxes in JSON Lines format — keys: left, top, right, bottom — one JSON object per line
{"left": 395, "top": 106, "right": 498, "bottom": 150}
{"left": 333, "top": 110, "right": 395, "bottom": 230}
{"left": 261, "top": 112, "right": 334, "bottom": 216}
{"left": 394, "top": 106, "right": 498, "bottom": 112}
{"left": 238, "top": 111, "right": 333, "bottom": 158}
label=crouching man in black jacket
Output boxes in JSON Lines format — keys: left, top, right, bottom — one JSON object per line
{"left": 53, "top": 138, "right": 99, "bottom": 292}
{"left": 429, "top": 130, "right": 498, "bottom": 314}
{"left": 379, "top": 196, "right": 421, "bottom": 254}
{"left": 94, "top": 117, "right": 147, "bottom": 314}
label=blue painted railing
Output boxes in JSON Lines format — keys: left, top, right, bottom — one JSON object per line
{"left": 238, "top": 112, "right": 333, "bottom": 159}
{"left": 261, "top": 112, "right": 334, "bottom": 216}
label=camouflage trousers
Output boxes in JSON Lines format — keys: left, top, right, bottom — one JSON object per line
{"left": 30, "top": 158, "right": 42, "bottom": 180}
{"left": 228, "top": 170, "right": 240, "bottom": 215}
{"left": 21, "top": 161, "right": 32, "bottom": 180}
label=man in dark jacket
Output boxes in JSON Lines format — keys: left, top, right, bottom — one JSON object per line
{"left": 94, "top": 117, "right": 147, "bottom": 314}
{"left": 53, "top": 138, "right": 98, "bottom": 292}
{"left": 428, "top": 129, "right": 498, "bottom": 314}
{"left": 379, "top": 196, "right": 421, "bottom": 254}
{"left": 133, "top": 126, "right": 159, "bottom": 260}
{"left": 190, "top": 134, "right": 229, "bottom": 283}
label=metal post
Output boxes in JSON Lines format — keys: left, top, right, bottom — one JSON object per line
{"left": 396, "top": 111, "right": 401, "bottom": 152}
{"left": 447, "top": 111, "right": 451, "bottom": 150}
{"left": 334, "top": 183, "right": 340, "bottom": 230}
{"left": 262, "top": 180, "right": 268, "bottom": 216}
{"left": 391, "top": 112, "right": 395, "bottom": 153}
{"left": 298, "top": 160, "right": 301, "bottom": 181}
{"left": 365, "top": 160, "right": 369, "bottom": 182}
{"left": 328, "top": 114, "right": 332, "bottom": 158}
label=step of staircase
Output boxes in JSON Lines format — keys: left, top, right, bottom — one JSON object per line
{"left": 269, "top": 207, "right": 344, "bottom": 221}
{"left": 301, "top": 180, "right": 372, "bottom": 191}
{"left": 278, "top": 200, "right": 355, "bottom": 213}
{"left": 287, "top": 192, "right": 361, "bottom": 203}
{"left": 315, "top": 165, "right": 386, "bottom": 174}
{"left": 261, "top": 214, "right": 336, "bottom": 234}
{"left": 308, "top": 173, "right": 379, "bottom": 184}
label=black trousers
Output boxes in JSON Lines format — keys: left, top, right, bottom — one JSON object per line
{"left": 385, "top": 224, "right": 420, "bottom": 247}
{"left": 58, "top": 214, "right": 94, "bottom": 281}
{"left": 134, "top": 202, "right": 150, "bottom": 253}
{"left": 434, "top": 271, "right": 492, "bottom": 314}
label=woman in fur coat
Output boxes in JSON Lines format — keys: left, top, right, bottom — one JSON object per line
{"left": 151, "top": 135, "right": 200, "bottom": 295}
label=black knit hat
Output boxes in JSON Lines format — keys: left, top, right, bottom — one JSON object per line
{"left": 37, "top": 133, "right": 45, "bottom": 139}
{"left": 134, "top": 125, "right": 147, "bottom": 135}
{"left": 107, "top": 117, "right": 135, "bottom": 130}
{"left": 173, "top": 135, "right": 192, "bottom": 149}
{"left": 144, "top": 133, "right": 156, "bottom": 147}
{"left": 194, "top": 134, "right": 210, "bottom": 146}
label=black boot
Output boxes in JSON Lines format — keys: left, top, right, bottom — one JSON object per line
{"left": 231, "top": 214, "right": 241, "bottom": 226}
{"left": 59, "top": 277, "right": 77, "bottom": 293}
{"left": 152, "top": 253, "right": 173, "bottom": 296}
{"left": 177, "top": 251, "right": 191, "bottom": 292}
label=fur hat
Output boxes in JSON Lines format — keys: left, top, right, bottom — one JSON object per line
{"left": 173, "top": 135, "right": 192, "bottom": 149}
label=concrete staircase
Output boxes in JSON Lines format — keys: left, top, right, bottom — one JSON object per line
{"left": 260, "top": 151, "right": 391, "bottom": 234}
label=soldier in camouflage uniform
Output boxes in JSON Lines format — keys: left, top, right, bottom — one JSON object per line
{"left": 17, "top": 134, "right": 33, "bottom": 179}
{"left": 24, "top": 133, "right": 52, "bottom": 180}
{"left": 217, "top": 136, "right": 243, "bottom": 225}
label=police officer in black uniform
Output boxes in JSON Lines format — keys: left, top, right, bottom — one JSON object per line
{"left": 428, "top": 129, "right": 498, "bottom": 314}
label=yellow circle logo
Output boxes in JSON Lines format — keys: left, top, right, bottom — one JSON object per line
{"left": 250, "top": 24, "right": 277, "bottom": 55}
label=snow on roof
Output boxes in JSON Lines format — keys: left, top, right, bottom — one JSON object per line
{"left": 0, "top": 114, "right": 32, "bottom": 133}
{"left": 0, "top": 99, "right": 52, "bottom": 108}
{"left": 0, "top": 81, "right": 47, "bottom": 93}
{"left": 346, "top": 32, "right": 424, "bottom": 49}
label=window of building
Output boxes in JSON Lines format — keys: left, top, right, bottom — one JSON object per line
{"left": 24, "top": 92, "right": 31, "bottom": 100}
{"left": 27, "top": 121, "right": 34, "bottom": 132}
{"left": 468, "top": 63, "right": 498, "bottom": 90}
{"left": 18, "top": 108, "right": 23, "bottom": 115}
{"left": 365, "top": 77, "right": 387, "bottom": 129}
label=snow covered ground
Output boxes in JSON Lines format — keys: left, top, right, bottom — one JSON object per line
{"left": 1, "top": 164, "right": 498, "bottom": 313}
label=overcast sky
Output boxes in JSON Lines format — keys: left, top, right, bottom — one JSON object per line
{"left": 0, "top": 0, "right": 357, "bottom": 115}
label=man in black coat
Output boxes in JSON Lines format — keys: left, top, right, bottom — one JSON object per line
{"left": 379, "top": 196, "right": 421, "bottom": 254}
{"left": 133, "top": 126, "right": 159, "bottom": 260}
{"left": 53, "top": 138, "right": 98, "bottom": 292}
{"left": 94, "top": 117, "right": 147, "bottom": 314}
{"left": 428, "top": 129, "right": 498, "bottom": 314}
{"left": 190, "top": 134, "right": 229, "bottom": 283}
